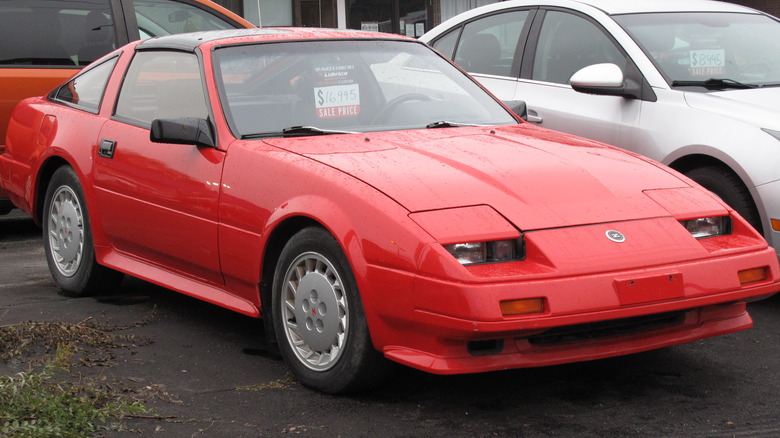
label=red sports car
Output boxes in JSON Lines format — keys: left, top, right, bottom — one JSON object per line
{"left": 1, "top": 28, "right": 777, "bottom": 394}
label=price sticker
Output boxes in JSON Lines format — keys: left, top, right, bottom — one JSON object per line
{"left": 314, "top": 84, "right": 360, "bottom": 118}
{"left": 689, "top": 49, "right": 725, "bottom": 76}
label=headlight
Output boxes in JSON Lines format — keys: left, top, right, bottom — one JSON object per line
{"left": 680, "top": 216, "right": 731, "bottom": 238}
{"left": 444, "top": 238, "right": 524, "bottom": 265}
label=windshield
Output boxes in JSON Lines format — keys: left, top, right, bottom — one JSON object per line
{"left": 615, "top": 12, "right": 780, "bottom": 87}
{"left": 213, "top": 39, "right": 517, "bottom": 137}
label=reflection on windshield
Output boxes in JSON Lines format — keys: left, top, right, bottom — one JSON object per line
{"left": 616, "top": 12, "right": 780, "bottom": 87}
{"left": 213, "top": 40, "right": 517, "bottom": 137}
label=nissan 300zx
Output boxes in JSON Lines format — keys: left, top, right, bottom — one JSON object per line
{"left": 0, "top": 28, "right": 777, "bottom": 393}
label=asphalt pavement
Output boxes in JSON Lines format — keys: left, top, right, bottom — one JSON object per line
{"left": 2, "top": 209, "right": 780, "bottom": 437}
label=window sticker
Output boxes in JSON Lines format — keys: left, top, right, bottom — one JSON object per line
{"left": 313, "top": 65, "right": 360, "bottom": 118}
{"left": 689, "top": 49, "right": 725, "bottom": 76}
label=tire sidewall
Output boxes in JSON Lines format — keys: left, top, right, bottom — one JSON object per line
{"left": 271, "top": 227, "right": 375, "bottom": 393}
{"left": 42, "top": 166, "right": 98, "bottom": 296}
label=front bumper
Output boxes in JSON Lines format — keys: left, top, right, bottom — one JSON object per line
{"left": 370, "top": 246, "right": 779, "bottom": 375}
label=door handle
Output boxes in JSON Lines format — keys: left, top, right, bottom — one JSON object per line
{"left": 527, "top": 110, "right": 543, "bottom": 123}
{"left": 98, "top": 139, "right": 116, "bottom": 158}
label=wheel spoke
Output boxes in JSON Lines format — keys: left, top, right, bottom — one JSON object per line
{"left": 47, "top": 185, "right": 85, "bottom": 278}
{"left": 280, "top": 250, "right": 349, "bottom": 372}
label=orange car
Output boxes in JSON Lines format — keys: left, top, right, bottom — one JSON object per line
{"left": 0, "top": 0, "right": 253, "bottom": 214}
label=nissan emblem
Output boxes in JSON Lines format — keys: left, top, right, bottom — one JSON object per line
{"left": 606, "top": 230, "right": 625, "bottom": 243}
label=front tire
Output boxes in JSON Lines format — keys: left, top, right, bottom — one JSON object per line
{"left": 272, "top": 227, "right": 391, "bottom": 393}
{"left": 42, "top": 166, "right": 123, "bottom": 297}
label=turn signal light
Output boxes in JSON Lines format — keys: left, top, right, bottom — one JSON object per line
{"left": 738, "top": 267, "right": 768, "bottom": 285}
{"left": 500, "top": 298, "right": 545, "bottom": 316}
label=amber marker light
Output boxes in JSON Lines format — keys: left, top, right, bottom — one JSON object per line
{"left": 738, "top": 267, "right": 768, "bottom": 285}
{"left": 500, "top": 298, "right": 545, "bottom": 316}
{"left": 772, "top": 219, "right": 780, "bottom": 232}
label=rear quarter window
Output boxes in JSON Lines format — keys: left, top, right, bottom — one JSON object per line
{"left": 52, "top": 56, "right": 120, "bottom": 112}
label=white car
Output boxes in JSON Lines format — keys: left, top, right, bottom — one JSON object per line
{"left": 421, "top": 0, "right": 780, "bottom": 259}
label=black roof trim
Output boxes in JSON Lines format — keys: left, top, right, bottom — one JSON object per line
{"left": 136, "top": 29, "right": 293, "bottom": 52}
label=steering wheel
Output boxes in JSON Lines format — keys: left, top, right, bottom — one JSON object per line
{"left": 737, "top": 61, "right": 772, "bottom": 79}
{"left": 372, "top": 93, "right": 431, "bottom": 123}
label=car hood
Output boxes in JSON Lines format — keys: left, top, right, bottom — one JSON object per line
{"left": 263, "top": 125, "right": 692, "bottom": 231}
{"left": 684, "top": 87, "right": 780, "bottom": 130}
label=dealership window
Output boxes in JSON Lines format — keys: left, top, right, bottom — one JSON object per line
{"left": 347, "top": 0, "right": 428, "bottom": 36}
{"left": 295, "top": 0, "right": 336, "bottom": 27}
{"left": 213, "top": 0, "right": 503, "bottom": 32}
{"left": 345, "top": 0, "right": 498, "bottom": 36}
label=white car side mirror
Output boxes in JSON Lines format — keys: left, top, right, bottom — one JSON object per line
{"left": 570, "top": 63, "right": 624, "bottom": 88}
{"left": 569, "top": 63, "right": 645, "bottom": 99}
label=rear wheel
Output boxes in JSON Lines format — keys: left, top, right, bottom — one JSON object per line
{"left": 684, "top": 166, "right": 762, "bottom": 233}
{"left": 42, "top": 166, "right": 123, "bottom": 297}
{"left": 272, "top": 227, "right": 391, "bottom": 394}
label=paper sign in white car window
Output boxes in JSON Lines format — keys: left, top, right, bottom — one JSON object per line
{"left": 314, "top": 83, "right": 361, "bottom": 118}
{"left": 689, "top": 49, "right": 725, "bottom": 76}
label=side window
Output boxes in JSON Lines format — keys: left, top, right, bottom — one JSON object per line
{"left": 532, "top": 10, "right": 627, "bottom": 84}
{"left": 53, "top": 57, "right": 119, "bottom": 111}
{"left": 431, "top": 29, "right": 461, "bottom": 59}
{"left": 133, "top": 0, "right": 237, "bottom": 38}
{"left": 115, "top": 51, "right": 208, "bottom": 126}
{"left": 0, "top": 0, "right": 116, "bottom": 67}
{"left": 452, "top": 11, "right": 530, "bottom": 77}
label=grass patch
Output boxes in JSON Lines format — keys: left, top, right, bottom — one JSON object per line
{"left": 0, "top": 346, "right": 146, "bottom": 437}
{"left": 0, "top": 312, "right": 157, "bottom": 437}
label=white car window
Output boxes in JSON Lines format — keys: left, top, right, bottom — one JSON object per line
{"left": 532, "top": 10, "right": 626, "bottom": 84}
{"left": 453, "top": 10, "right": 530, "bottom": 77}
{"left": 431, "top": 29, "right": 460, "bottom": 59}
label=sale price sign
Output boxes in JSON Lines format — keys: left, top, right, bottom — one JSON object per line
{"left": 315, "top": 83, "right": 361, "bottom": 118}
{"left": 689, "top": 49, "right": 725, "bottom": 76}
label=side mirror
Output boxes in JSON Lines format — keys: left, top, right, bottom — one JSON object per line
{"left": 503, "top": 100, "right": 528, "bottom": 121}
{"left": 150, "top": 118, "right": 216, "bottom": 148}
{"left": 570, "top": 63, "right": 641, "bottom": 99}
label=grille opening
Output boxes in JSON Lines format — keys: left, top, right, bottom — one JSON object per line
{"left": 525, "top": 311, "right": 686, "bottom": 346}
{"left": 467, "top": 339, "right": 504, "bottom": 356}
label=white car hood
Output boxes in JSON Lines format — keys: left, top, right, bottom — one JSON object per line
{"left": 684, "top": 87, "right": 780, "bottom": 130}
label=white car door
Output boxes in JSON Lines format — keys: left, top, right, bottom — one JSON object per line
{"left": 514, "top": 9, "right": 643, "bottom": 147}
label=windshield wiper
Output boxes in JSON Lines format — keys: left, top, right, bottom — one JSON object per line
{"left": 425, "top": 121, "right": 479, "bottom": 129}
{"left": 241, "top": 126, "right": 356, "bottom": 139}
{"left": 671, "top": 78, "right": 758, "bottom": 90}
{"left": 281, "top": 126, "right": 356, "bottom": 136}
